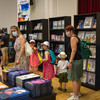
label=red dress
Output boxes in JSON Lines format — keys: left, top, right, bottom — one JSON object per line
{"left": 43, "top": 51, "right": 55, "bottom": 80}
{"left": 30, "top": 47, "right": 40, "bottom": 67}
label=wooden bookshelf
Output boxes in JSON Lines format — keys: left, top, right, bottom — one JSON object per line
{"left": 74, "top": 13, "right": 100, "bottom": 90}
{"left": 49, "top": 16, "right": 71, "bottom": 76}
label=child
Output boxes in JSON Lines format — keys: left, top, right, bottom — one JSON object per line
{"left": 29, "top": 40, "right": 40, "bottom": 75}
{"left": 56, "top": 52, "right": 68, "bottom": 92}
{"left": 41, "top": 41, "right": 55, "bottom": 84}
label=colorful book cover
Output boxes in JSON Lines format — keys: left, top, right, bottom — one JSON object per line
{"left": 54, "top": 45, "right": 59, "bottom": 53}
{"left": 88, "top": 73, "right": 95, "bottom": 85}
{"left": 89, "top": 46, "right": 96, "bottom": 58}
{"left": 77, "top": 20, "right": 84, "bottom": 29}
{"left": 53, "top": 21, "right": 58, "bottom": 29}
{"left": 78, "top": 31, "right": 85, "bottom": 40}
{"left": 57, "top": 20, "right": 62, "bottom": 29}
{"left": 83, "top": 59, "right": 87, "bottom": 70}
{"left": 83, "top": 17, "right": 94, "bottom": 28}
{"left": 58, "top": 45, "right": 65, "bottom": 53}
{"left": 61, "top": 20, "right": 64, "bottom": 29}
{"left": 81, "top": 71, "right": 88, "bottom": 83}
{"left": 84, "top": 31, "right": 96, "bottom": 43}
{"left": 87, "top": 59, "right": 95, "bottom": 72}
{"left": 51, "top": 35, "right": 55, "bottom": 40}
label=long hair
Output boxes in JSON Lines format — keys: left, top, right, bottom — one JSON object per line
{"left": 10, "top": 26, "right": 22, "bottom": 39}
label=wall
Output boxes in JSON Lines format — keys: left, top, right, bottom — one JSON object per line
{"left": 0, "top": 0, "right": 17, "bottom": 33}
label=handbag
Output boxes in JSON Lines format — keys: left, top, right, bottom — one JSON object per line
{"left": 25, "top": 41, "right": 33, "bottom": 57}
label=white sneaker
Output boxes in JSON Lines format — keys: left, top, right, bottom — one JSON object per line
{"left": 70, "top": 92, "right": 81, "bottom": 97}
{"left": 67, "top": 96, "right": 79, "bottom": 100}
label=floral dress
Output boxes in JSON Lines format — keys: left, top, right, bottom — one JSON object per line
{"left": 43, "top": 51, "right": 55, "bottom": 80}
{"left": 14, "top": 37, "right": 29, "bottom": 71}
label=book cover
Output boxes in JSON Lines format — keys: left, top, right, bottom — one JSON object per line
{"left": 53, "top": 21, "right": 58, "bottom": 29}
{"left": 83, "top": 17, "right": 95, "bottom": 28}
{"left": 92, "top": 19, "right": 96, "bottom": 28}
{"left": 37, "top": 42, "right": 43, "bottom": 50}
{"left": 51, "top": 35, "right": 55, "bottom": 40}
{"left": 88, "top": 73, "right": 95, "bottom": 85}
{"left": 83, "top": 59, "right": 87, "bottom": 70}
{"left": 87, "top": 59, "right": 95, "bottom": 72}
{"left": 20, "top": 25, "right": 22, "bottom": 30}
{"left": 58, "top": 45, "right": 65, "bottom": 53}
{"left": 54, "top": 44, "right": 59, "bottom": 53}
{"left": 61, "top": 20, "right": 64, "bottom": 29}
{"left": 77, "top": 20, "right": 84, "bottom": 29}
{"left": 57, "top": 20, "right": 62, "bottom": 29}
{"left": 78, "top": 31, "right": 85, "bottom": 41}
{"left": 29, "top": 34, "right": 35, "bottom": 40}
{"left": 84, "top": 31, "right": 96, "bottom": 43}
{"left": 81, "top": 71, "right": 88, "bottom": 83}
{"left": 89, "top": 45, "right": 96, "bottom": 58}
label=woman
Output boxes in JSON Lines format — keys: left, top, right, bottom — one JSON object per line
{"left": 10, "top": 26, "right": 29, "bottom": 71}
{"left": 65, "top": 25, "right": 83, "bottom": 100}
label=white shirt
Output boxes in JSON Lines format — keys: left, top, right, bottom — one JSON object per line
{"left": 57, "top": 60, "right": 69, "bottom": 74}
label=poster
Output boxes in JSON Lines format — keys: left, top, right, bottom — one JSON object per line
{"left": 17, "top": 0, "right": 30, "bottom": 22}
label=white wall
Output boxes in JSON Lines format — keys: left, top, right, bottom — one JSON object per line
{"left": 0, "top": 0, "right": 17, "bottom": 33}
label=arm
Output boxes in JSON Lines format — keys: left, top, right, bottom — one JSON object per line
{"left": 68, "top": 37, "right": 78, "bottom": 69}
{"left": 16, "top": 35, "right": 26, "bottom": 64}
{"left": 0, "top": 56, "right": 3, "bottom": 67}
{"left": 42, "top": 51, "right": 49, "bottom": 62}
{"left": 0, "top": 41, "right": 4, "bottom": 45}
{"left": 56, "top": 66, "right": 59, "bottom": 75}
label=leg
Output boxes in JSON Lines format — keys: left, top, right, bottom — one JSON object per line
{"left": 78, "top": 79, "right": 81, "bottom": 93}
{"left": 63, "top": 82, "right": 66, "bottom": 89}
{"left": 60, "top": 82, "right": 62, "bottom": 88}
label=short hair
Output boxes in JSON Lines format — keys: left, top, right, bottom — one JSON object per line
{"left": 65, "top": 25, "right": 75, "bottom": 32}
{"left": 0, "top": 29, "right": 4, "bottom": 34}
{"left": 10, "top": 26, "right": 22, "bottom": 39}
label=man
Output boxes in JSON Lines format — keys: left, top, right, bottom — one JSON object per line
{"left": 0, "top": 29, "right": 9, "bottom": 66}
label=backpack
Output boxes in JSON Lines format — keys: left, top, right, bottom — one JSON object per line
{"left": 46, "top": 50, "right": 56, "bottom": 64}
{"left": 72, "top": 35, "right": 92, "bottom": 59}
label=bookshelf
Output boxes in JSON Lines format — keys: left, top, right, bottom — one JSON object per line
{"left": 49, "top": 16, "right": 71, "bottom": 76}
{"left": 74, "top": 13, "right": 100, "bottom": 90}
{"left": 28, "top": 19, "right": 48, "bottom": 71}
{"left": 18, "top": 21, "right": 31, "bottom": 41}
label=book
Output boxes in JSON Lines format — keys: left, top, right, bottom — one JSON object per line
{"left": 83, "top": 59, "right": 87, "bottom": 70}
{"left": 83, "top": 17, "right": 95, "bottom": 28}
{"left": 87, "top": 59, "right": 95, "bottom": 72}
{"left": 57, "top": 20, "right": 62, "bottom": 29}
{"left": 92, "top": 19, "right": 96, "bottom": 28}
{"left": 81, "top": 71, "right": 88, "bottom": 83}
{"left": 29, "top": 34, "right": 35, "bottom": 40}
{"left": 53, "top": 21, "right": 58, "bottom": 29}
{"left": 88, "top": 73, "right": 95, "bottom": 85}
{"left": 37, "top": 42, "right": 43, "bottom": 50}
{"left": 54, "top": 44, "right": 59, "bottom": 53}
{"left": 89, "top": 46, "right": 96, "bottom": 58}
{"left": 34, "top": 23, "right": 42, "bottom": 30}
{"left": 84, "top": 31, "right": 96, "bottom": 43}
{"left": 77, "top": 20, "right": 84, "bottom": 29}
{"left": 78, "top": 31, "right": 85, "bottom": 40}
{"left": 61, "top": 20, "right": 64, "bottom": 29}
{"left": 58, "top": 45, "right": 65, "bottom": 53}
{"left": 51, "top": 34, "right": 64, "bottom": 41}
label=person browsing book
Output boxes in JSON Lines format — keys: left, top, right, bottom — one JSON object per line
{"left": 56, "top": 52, "right": 68, "bottom": 92}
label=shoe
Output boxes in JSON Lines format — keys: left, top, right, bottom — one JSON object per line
{"left": 63, "top": 89, "right": 67, "bottom": 92}
{"left": 58, "top": 87, "right": 62, "bottom": 91}
{"left": 67, "top": 96, "right": 79, "bottom": 100}
{"left": 70, "top": 92, "right": 81, "bottom": 97}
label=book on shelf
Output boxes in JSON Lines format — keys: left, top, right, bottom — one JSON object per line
{"left": 77, "top": 20, "right": 84, "bottom": 29}
{"left": 83, "top": 17, "right": 95, "bottom": 28}
{"left": 78, "top": 31, "right": 85, "bottom": 41}
{"left": 88, "top": 73, "right": 95, "bottom": 85}
{"left": 81, "top": 71, "right": 88, "bottom": 83}
{"left": 34, "top": 23, "right": 42, "bottom": 30}
{"left": 58, "top": 45, "right": 65, "bottom": 53}
{"left": 83, "top": 59, "right": 87, "bottom": 70}
{"left": 61, "top": 20, "right": 64, "bottom": 29}
{"left": 89, "top": 45, "right": 96, "bottom": 58}
{"left": 29, "top": 33, "right": 42, "bottom": 40}
{"left": 53, "top": 21, "right": 58, "bottom": 29}
{"left": 57, "top": 20, "right": 62, "bottom": 29}
{"left": 20, "top": 25, "right": 27, "bottom": 30}
{"left": 92, "top": 19, "right": 96, "bottom": 28}
{"left": 84, "top": 31, "right": 96, "bottom": 43}
{"left": 29, "top": 34, "right": 34, "bottom": 40}
{"left": 87, "top": 59, "right": 95, "bottom": 72}
{"left": 37, "top": 42, "right": 43, "bottom": 50}
{"left": 54, "top": 44, "right": 59, "bottom": 53}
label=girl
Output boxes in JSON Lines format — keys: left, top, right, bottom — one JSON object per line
{"left": 29, "top": 40, "right": 40, "bottom": 75}
{"left": 41, "top": 41, "right": 55, "bottom": 84}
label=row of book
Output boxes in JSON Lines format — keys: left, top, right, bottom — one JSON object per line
{"left": 78, "top": 31, "right": 96, "bottom": 43}
{"left": 19, "top": 25, "right": 27, "bottom": 30}
{"left": 29, "top": 33, "right": 42, "bottom": 40}
{"left": 77, "top": 17, "right": 96, "bottom": 29}
{"left": 51, "top": 33, "right": 65, "bottom": 41}
{"left": 51, "top": 43, "right": 65, "bottom": 53}
{"left": 52, "top": 20, "right": 64, "bottom": 29}
{"left": 81, "top": 71, "right": 95, "bottom": 85}
{"left": 83, "top": 59, "right": 95, "bottom": 72}
{"left": 34, "top": 23, "right": 43, "bottom": 30}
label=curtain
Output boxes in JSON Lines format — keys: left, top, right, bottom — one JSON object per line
{"left": 78, "top": 0, "right": 100, "bottom": 14}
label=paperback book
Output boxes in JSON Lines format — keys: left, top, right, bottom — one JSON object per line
{"left": 53, "top": 21, "right": 58, "bottom": 29}
{"left": 87, "top": 59, "right": 95, "bottom": 72}
{"left": 78, "top": 31, "right": 85, "bottom": 40}
{"left": 77, "top": 20, "right": 84, "bottom": 29}
{"left": 83, "top": 59, "right": 87, "bottom": 70}
{"left": 88, "top": 73, "right": 95, "bottom": 85}
{"left": 57, "top": 20, "right": 62, "bottom": 29}
{"left": 81, "top": 71, "right": 88, "bottom": 83}
{"left": 34, "top": 23, "right": 43, "bottom": 30}
{"left": 61, "top": 20, "right": 64, "bottom": 29}
{"left": 89, "top": 45, "right": 96, "bottom": 58}
{"left": 92, "top": 19, "right": 96, "bottom": 28}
